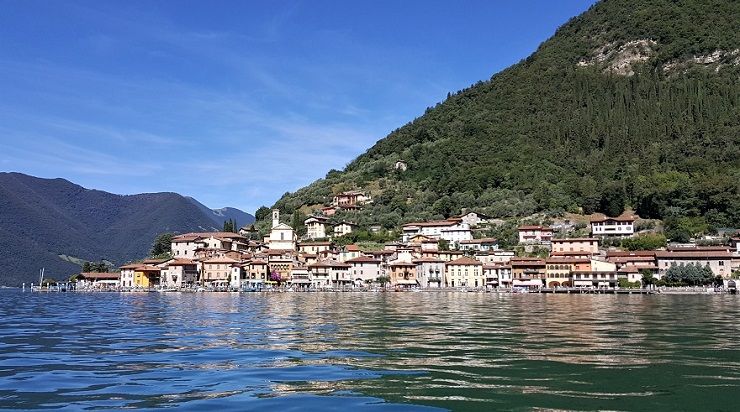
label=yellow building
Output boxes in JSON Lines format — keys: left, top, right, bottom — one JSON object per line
{"left": 133, "top": 265, "right": 162, "bottom": 288}
{"left": 444, "top": 257, "right": 484, "bottom": 288}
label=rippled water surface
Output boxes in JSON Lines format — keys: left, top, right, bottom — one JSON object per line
{"left": 1, "top": 290, "right": 739, "bottom": 411}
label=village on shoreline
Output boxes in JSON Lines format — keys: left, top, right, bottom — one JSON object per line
{"left": 56, "top": 190, "right": 740, "bottom": 294}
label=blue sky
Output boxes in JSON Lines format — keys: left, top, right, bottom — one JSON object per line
{"left": 0, "top": 0, "right": 596, "bottom": 214}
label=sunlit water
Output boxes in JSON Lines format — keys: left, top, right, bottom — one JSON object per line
{"left": 1, "top": 290, "right": 739, "bottom": 411}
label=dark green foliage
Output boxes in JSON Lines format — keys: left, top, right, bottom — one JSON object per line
{"left": 222, "top": 219, "right": 237, "bottom": 233}
{"left": 151, "top": 233, "right": 173, "bottom": 257}
{"left": 255, "top": 206, "right": 271, "bottom": 222}
{"left": 664, "top": 262, "right": 715, "bottom": 286}
{"left": 620, "top": 233, "right": 667, "bottom": 250}
{"left": 82, "top": 261, "right": 110, "bottom": 273}
{"left": 268, "top": 0, "right": 739, "bottom": 233}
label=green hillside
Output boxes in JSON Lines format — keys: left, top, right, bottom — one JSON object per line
{"left": 269, "top": 0, "right": 740, "bottom": 235}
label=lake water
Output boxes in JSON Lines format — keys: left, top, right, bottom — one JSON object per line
{"left": 1, "top": 290, "right": 739, "bottom": 411}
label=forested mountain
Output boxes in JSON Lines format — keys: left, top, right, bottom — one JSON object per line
{"left": 270, "top": 0, "right": 739, "bottom": 234}
{"left": 0, "top": 173, "right": 252, "bottom": 286}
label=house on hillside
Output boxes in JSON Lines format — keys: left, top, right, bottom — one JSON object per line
{"left": 304, "top": 216, "right": 329, "bottom": 239}
{"left": 333, "top": 221, "right": 357, "bottom": 237}
{"left": 402, "top": 219, "right": 472, "bottom": 243}
{"left": 332, "top": 191, "right": 371, "bottom": 208}
{"left": 590, "top": 213, "right": 636, "bottom": 238}
{"left": 517, "top": 225, "right": 553, "bottom": 244}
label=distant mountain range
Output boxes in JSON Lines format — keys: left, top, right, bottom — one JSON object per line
{"left": 0, "top": 172, "right": 253, "bottom": 286}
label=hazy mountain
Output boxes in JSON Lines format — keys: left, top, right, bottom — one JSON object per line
{"left": 187, "top": 197, "right": 255, "bottom": 228}
{"left": 0, "top": 172, "right": 252, "bottom": 286}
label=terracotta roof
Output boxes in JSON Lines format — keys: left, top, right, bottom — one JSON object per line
{"left": 172, "top": 232, "right": 246, "bottom": 242}
{"left": 346, "top": 256, "right": 381, "bottom": 264}
{"left": 655, "top": 250, "right": 733, "bottom": 259}
{"left": 459, "top": 238, "right": 498, "bottom": 244}
{"left": 484, "top": 264, "right": 511, "bottom": 269}
{"left": 79, "top": 272, "right": 119, "bottom": 280}
{"left": 165, "top": 258, "right": 197, "bottom": 266}
{"left": 545, "top": 257, "right": 590, "bottom": 264}
{"left": 203, "top": 257, "right": 239, "bottom": 264}
{"left": 510, "top": 259, "right": 546, "bottom": 267}
{"left": 403, "top": 219, "right": 460, "bottom": 228}
{"left": 618, "top": 265, "right": 658, "bottom": 273}
{"left": 345, "top": 245, "right": 360, "bottom": 252}
{"left": 667, "top": 245, "right": 732, "bottom": 252}
{"left": 550, "top": 251, "right": 595, "bottom": 257}
{"left": 446, "top": 257, "right": 483, "bottom": 266}
{"left": 135, "top": 265, "right": 161, "bottom": 272}
{"left": 389, "top": 260, "right": 417, "bottom": 267}
{"left": 606, "top": 250, "right": 657, "bottom": 257}
{"left": 249, "top": 260, "right": 268, "bottom": 265}
{"left": 607, "top": 256, "right": 656, "bottom": 263}
{"left": 119, "top": 263, "right": 141, "bottom": 269}
{"left": 551, "top": 238, "right": 598, "bottom": 242}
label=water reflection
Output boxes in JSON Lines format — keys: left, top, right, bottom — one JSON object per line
{"left": 0, "top": 291, "right": 739, "bottom": 410}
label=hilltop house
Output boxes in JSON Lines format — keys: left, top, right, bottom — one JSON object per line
{"left": 333, "top": 221, "right": 357, "bottom": 237}
{"left": 517, "top": 225, "right": 553, "bottom": 244}
{"left": 590, "top": 213, "right": 636, "bottom": 237}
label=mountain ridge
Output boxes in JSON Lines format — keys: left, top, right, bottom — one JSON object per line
{"left": 0, "top": 172, "right": 253, "bottom": 286}
{"left": 268, "top": 0, "right": 739, "bottom": 236}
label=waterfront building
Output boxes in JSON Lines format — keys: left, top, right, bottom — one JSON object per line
{"left": 247, "top": 259, "right": 269, "bottom": 286}
{"left": 308, "top": 260, "right": 352, "bottom": 288}
{"left": 444, "top": 256, "right": 484, "bottom": 288}
{"left": 161, "top": 258, "right": 198, "bottom": 288}
{"left": 119, "top": 263, "right": 139, "bottom": 288}
{"left": 346, "top": 256, "right": 383, "bottom": 286}
{"left": 510, "top": 257, "right": 546, "bottom": 288}
{"left": 413, "top": 257, "right": 444, "bottom": 288}
{"left": 133, "top": 265, "right": 162, "bottom": 288}
{"left": 483, "top": 264, "right": 512, "bottom": 288}
{"left": 544, "top": 257, "right": 590, "bottom": 287}
{"left": 388, "top": 260, "right": 418, "bottom": 288}
{"left": 202, "top": 257, "right": 238, "bottom": 287}
{"left": 290, "top": 265, "right": 312, "bottom": 290}
{"left": 267, "top": 249, "right": 294, "bottom": 283}
{"left": 76, "top": 272, "right": 120, "bottom": 289}
{"left": 590, "top": 213, "right": 636, "bottom": 237}
{"left": 517, "top": 225, "right": 553, "bottom": 244}
{"left": 551, "top": 238, "right": 599, "bottom": 255}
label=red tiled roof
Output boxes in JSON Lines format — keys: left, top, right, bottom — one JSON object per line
{"left": 412, "top": 257, "right": 444, "bottom": 263}
{"left": 309, "top": 259, "right": 351, "bottom": 268}
{"left": 655, "top": 250, "right": 733, "bottom": 259}
{"left": 446, "top": 257, "right": 483, "bottom": 266}
{"left": 203, "top": 257, "right": 239, "bottom": 264}
{"left": 545, "top": 257, "right": 590, "bottom": 264}
{"left": 345, "top": 245, "right": 360, "bottom": 252}
{"left": 459, "top": 238, "right": 498, "bottom": 244}
{"left": 166, "top": 258, "right": 197, "bottom": 266}
{"left": 551, "top": 238, "right": 598, "bottom": 242}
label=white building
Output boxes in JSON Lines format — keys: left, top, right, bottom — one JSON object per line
{"left": 456, "top": 211, "right": 491, "bottom": 227}
{"left": 458, "top": 238, "right": 499, "bottom": 251}
{"left": 517, "top": 225, "right": 553, "bottom": 244}
{"left": 590, "top": 214, "right": 636, "bottom": 237}
{"left": 413, "top": 258, "right": 444, "bottom": 288}
{"left": 268, "top": 209, "right": 296, "bottom": 250}
{"left": 161, "top": 258, "right": 199, "bottom": 288}
{"left": 304, "top": 216, "right": 329, "bottom": 239}
{"left": 402, "top": 219, "right": 472, "bottom": 243}
{"left": 333, "top": 221, "right": 357, "bottom": 237}
{"left": 346, "top": 256, "right": 383, "bottom": 286}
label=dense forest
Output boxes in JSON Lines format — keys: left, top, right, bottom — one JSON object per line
{"left": 267, "top": 0, "right": 739, "bottom": 235}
